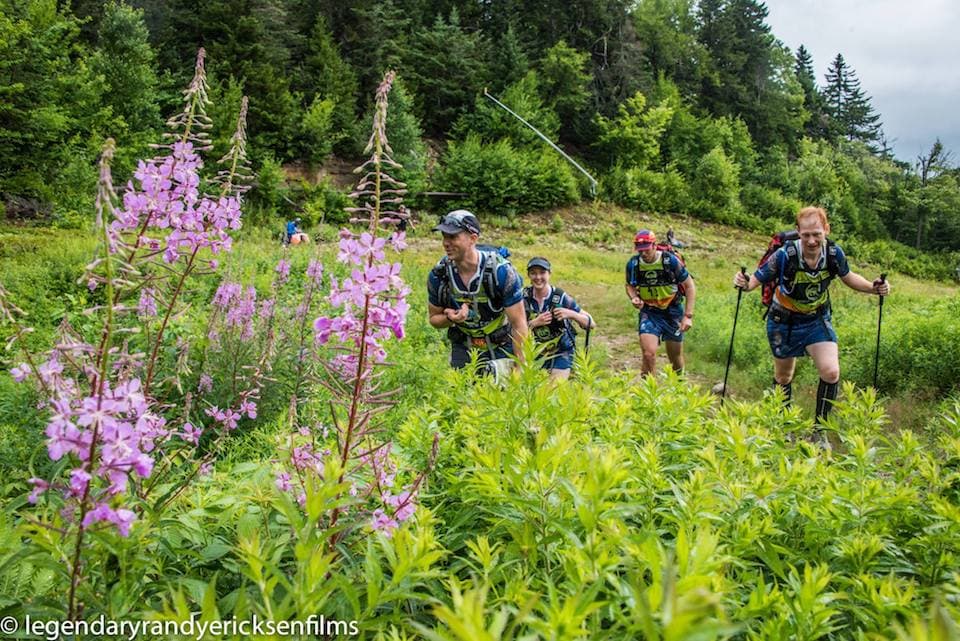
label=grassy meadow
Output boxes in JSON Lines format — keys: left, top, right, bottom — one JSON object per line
{"left": 2, "top": 206, "right": 960, "bottom": 638}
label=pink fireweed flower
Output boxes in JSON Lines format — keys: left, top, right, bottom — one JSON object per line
{"left": 274, "top": 259, "right": 291, "bottom": 285}
{"left": 181, "top": 422, "right": 202, "bottom": 445}
{"left": 337, "top": 232, "right": 387, "bottom": 266}
{"left": 213, "top": 281, "right": 241, "bottom": 308}
{"left": 291, "top": 444, "right": 324, "bottom": 474}
{"left": 384, "top": 490, "right": 416, "bottom": 522}
{"left": 239, "top": 399, "right": 257, "bottom": 420}
{"left": 389, "top": 231, "right": 407, "bottom": 252}
{"left": 205, "top": 406, "right": 241, "bottom": 431}
{"left": 138, "top": 287, "right": 157, "bottom": 317}
{"left": 112, "top": 142, "right": 242, "bottom": 262}
{"left": 275, "top": 472, "right": 291, "bottom": 492}
{"left": 37, "top": 358, "right": 64, "bottom": 384}
{"left": 27, "top": 478, "right": 49, "bottom": 504}
{"left": 69, "top": 469, "right": 92, "bottom": 498}
{"left": 259, "top": 298, "right": 275, "bottom": 321}
{"left": 306, "top": 260, "right": 323, "bottom": 286}
{"left": 371, "top": 508, "right": 399, "bottom": 536}
{"left": 197, "top": 373, "right": 213, "bottom": 393}
{"left": 10, "top": 363, "right": 30, "bottom": 382}
{"left": 82, "top": 503, "right": 137, "bottom": 536}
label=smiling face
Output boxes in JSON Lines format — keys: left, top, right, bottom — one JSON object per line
{"left": 441, "top": 231, "right": 477, "bottom": 264}
{"left": 527, "top": 266, "right": 551, "bottom": 290}
{"left": 797, "top": 212, "right": 829, "bottom": 256}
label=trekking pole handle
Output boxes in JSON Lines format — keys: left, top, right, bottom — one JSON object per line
{"left": 736, "top": 266, "right": 747, "bottom": 289}
{"left": 877, "top": 273, "right": 887, "bottom": 297}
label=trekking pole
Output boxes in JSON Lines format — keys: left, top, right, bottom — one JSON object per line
{"left": 721, "top": 267, "right": 747, "bottom": 406}
{"left": 873, "top": 273, "right": 887, "bottom": 389}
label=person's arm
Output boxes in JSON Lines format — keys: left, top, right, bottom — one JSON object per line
{"left": 625, "top": 259, "right": 644, "bottom": 309}
{"left": 625, "top": 283, "right": 643, "bottom": 309}
{"left": 504, "top": 301, "right": 528, "bottom": 364}
{"left": 732, "top": 271, "right": 762, "bottom": 292}
{"left": 552, "top": 296, "right": 594, "bottom": 330}
{"left": 679, "top": 276, "right": 696, "bottom": 332}
{"left": 841, "top": 271, "right": 890, "bottom": 295}
{"left": 428, "top": 302, "right": 469, "bottom": 328}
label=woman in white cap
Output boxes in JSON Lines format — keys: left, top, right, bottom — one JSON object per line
{"left": 523, "top": 256, "right": 595, "bottom": 379}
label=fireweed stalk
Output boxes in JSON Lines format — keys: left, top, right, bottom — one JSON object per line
{"left": 274, "top": 71, "right": 436, "bottom": 541}
{"left": 5, "top": 50, "right": 251, "bottom": 619}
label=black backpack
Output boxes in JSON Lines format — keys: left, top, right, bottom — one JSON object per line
{"left": 523, "top": 286, "right": 575, "bottom": 343}
{"left": 757, "top": 230, "right": 840, "bottom": 309}
{"left": 432, "top": 246, "right": 512, "bottom": 310}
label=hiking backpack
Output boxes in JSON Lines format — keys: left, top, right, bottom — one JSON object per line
{"left": 757, "top": 230, "right": 840, "bottom": 309}
{"left": 432, "top": 245, "right": 513, "bottom": 311}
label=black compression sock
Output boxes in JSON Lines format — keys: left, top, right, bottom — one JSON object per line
{"left": 816, "top": 378, "right": 839, "bottom": 423}
{"left": 773, "top": 379, "right": 792, "bottom": 407}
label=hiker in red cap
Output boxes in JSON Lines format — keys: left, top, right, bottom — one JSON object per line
{"left": 625, "top": 229, "right": 697, "bottom": 376}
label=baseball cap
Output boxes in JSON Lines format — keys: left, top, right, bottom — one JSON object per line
{"left": 634, "top": 229, "right": 656, "bottom": 250}
{"left": 433, "top": 210, "right": 481, "bottom": 235}
{"left": 527, "top": 257, "right": 551, "bottom": 272}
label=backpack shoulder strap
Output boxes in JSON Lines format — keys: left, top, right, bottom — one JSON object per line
{"left": 783, "top": 241, "right": 800, "bottom": 284}
{"left": 549, "top": 287, "right": 565, "bottom": 309}
{"left": 826, "top": 240, "right": 840, "bottom": 277}
{"left": 480, "top": 251, "right": 504, "bottom": 307}
{"left": 660, "top": 249, "right": 681, "bottom": 283}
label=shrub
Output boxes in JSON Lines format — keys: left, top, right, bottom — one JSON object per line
{"left": 690, "top": 146, "right": 745, "bottom": 225}
{"left": 299, "top": 178, "right": 351, "bottom": 226}
{"left": 434, "top": 135, "right": 580, "bottom": 216}
{"left": 602, "top": 165, "right": 690, "bottom": 213}
{"left": 741, "top": 182, "right": 803, "bottom": 224}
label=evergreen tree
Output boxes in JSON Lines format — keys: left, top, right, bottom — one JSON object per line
{"left": 696, "top": 0, "right": 804, "bottom": 149}
{"left": 402, "top": 10, "right": 487, "bottom": 136}
{"left": 89, "top": 2, "right": 161, "bottom": 150}
{"left": 914, "top": 139, "right": 954, "bottom": 249}
{"left": 794, "top": 44, "right": 828, "bottom": 139}
{"left": 297, "top": 13, "right": 358, "bottom": 154}
{"left": 538, "top": 40, "right": 592, "bottom": 141}
{"left": 0, "top": 0, "right": 108, "bottom": 211}
{"left": 487, "top": 24, "right": 530, "bottom": 95}
{"left": 823, "top": 53, "right": 882, "bottom": 147}
{"left": 346, "top": 0, "right": 415, "bottom": 99}
{"left": 452, "top": 70, "right": 560, "bottom": 146}
{"left": 632, "top": 0, "right": 708, "bottom": 101}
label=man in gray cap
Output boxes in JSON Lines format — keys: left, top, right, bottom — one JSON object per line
{"left": 427, "top": 210, "right": 528, "bottom": 376}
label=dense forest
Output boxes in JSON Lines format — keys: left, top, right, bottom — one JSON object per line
{"left": 2, "top": 0, "right": 959, "bottom": 273}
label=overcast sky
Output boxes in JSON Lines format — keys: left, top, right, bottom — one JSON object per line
{"left": 762, "top": 0, "right": 960, "bottom": 164}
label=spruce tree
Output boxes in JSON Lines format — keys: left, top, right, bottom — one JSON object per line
{"left": 696, "top": 0, "right": 803, "bottom": 148}
{"left": 90, "top": 2, "right": 161, "bottom": 146}
{"left": 823, "top": 53, "right": 882, "bottom": 147}
{"left": 794, "top": 44, "right": 828, "bottom": 139}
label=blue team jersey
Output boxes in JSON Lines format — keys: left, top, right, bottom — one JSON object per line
{"left": 523, "top": 286, "right": 582, "bottom": 354}
{"left": 755, "top": 240, "right": 850, "bottom": 314}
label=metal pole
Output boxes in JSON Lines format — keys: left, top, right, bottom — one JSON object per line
{"left": 873, "top": 273, "right": 887, "bottom": 389}
{"left": 483, "top": 89, "right": 598, "bottom": 197}
{"left": 722, "top": 267, "right": 748, "bottom": 405}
